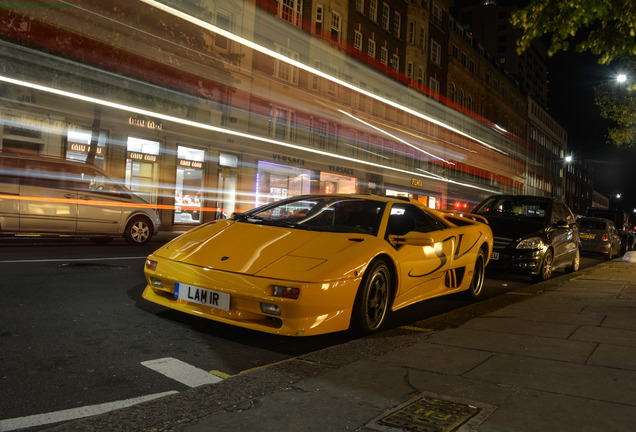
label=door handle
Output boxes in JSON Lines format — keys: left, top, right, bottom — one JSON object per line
{"left": 79, "top": 195, "right": 91, "bottom": 200}
{"left": 64, "top": 193, "right": 74, "bottom": 199}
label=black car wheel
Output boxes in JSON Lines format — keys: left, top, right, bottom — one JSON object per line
{"left": 565, "top": 248, "right": 580, "bottom": 273}
{"left": 124, "top": 216, "right": 152, "bottom": 246}
{"left": 465, "top": 248, "right": 486, "bottom": 300}
{"left": 533, "top": 249, "right": 553, "bottom": 282}
{"left": 352, "top": 260, "right": 391, "bottom": 334}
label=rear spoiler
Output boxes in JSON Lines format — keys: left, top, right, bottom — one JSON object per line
{"left": 439, "top": 210, "right": 489, "bottom": 225}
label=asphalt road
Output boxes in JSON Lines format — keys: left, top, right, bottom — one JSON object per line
{"left": 0, "top": 234, "right": 604, "bottom": 431}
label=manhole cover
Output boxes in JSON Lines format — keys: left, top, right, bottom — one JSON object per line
{"left": 377, "top": 397, "right": 480, "bottom": 432}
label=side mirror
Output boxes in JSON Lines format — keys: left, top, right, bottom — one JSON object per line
{"left": 555, "top": 220, "right": 569, "bottom": 229}
{"left": 389, "top": 231, "right": 435, "bottom": 247}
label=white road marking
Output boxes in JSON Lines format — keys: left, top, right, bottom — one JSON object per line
{"left": 141, "top": 357, "right": 224, "bottom": 387}
{"left": 0, "top": 256, "right": 147, "bottom": 263}
{"left": 0, "top": 391, "right": 177, "bottom": 431}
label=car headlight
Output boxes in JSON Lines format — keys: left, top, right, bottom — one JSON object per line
{"left": 516, "top": 237, "right": 544, "bottom": 249}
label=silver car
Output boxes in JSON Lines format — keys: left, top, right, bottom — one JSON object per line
{"left": 0, "top": 152, "right": 160, "bottom": 245}
{"left": 577, "top": 216, "right": 621, "bottom": 260}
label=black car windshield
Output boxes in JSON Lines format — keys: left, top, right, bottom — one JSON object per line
{"left": 473, "top": 196, "right": 550, "bottom": 222}
{"left": 234, "top": 196, "right": 386, "bottom": 235}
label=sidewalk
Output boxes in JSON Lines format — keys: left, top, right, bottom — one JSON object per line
{"left": 47, "top": 257, "right": 636, "bottom": 432}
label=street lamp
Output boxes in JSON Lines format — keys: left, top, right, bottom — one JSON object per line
{"left": 617, "top": 74, "right": 627, "bottom": 83}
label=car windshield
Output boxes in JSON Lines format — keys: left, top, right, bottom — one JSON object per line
{"left": 579, "top": 219, "right": 606, "bottom": 230}
{"left": 234, "top": 196, "right": 386, "bottom": 235}
{"left": 473, "top": 196, "right": 550, "bottom": 222}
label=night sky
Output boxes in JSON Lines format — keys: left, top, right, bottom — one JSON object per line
{"left": 547, "top": 49, "right": 636, "bottom": 214}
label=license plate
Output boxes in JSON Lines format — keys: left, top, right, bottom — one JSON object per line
{"left": 580, "top": 234, "right": 595, "bottom": 239}
{"left": 491, "top": 252, "right": 499, "bottom": 260}
{"left": 174, "top": 282, "right": 230, "bottom": 310}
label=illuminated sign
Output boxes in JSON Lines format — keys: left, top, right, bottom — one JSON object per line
{"left": 272, "top": 153, "right": 305, "bottom": 166}
{"left": 179, "top": 159, "right": 203, "bottom": 169}
{"left": 69, "top": 143, "right": 104, "bottom": 155}
{"left": 128, "top": 117, "right": 164, "bottom": 130}
{"left": 128, "top": 152, "right": 157, "bottom": 162}
{"left": 328, "top": 165, "right": 354, "bottom": 175}
{"left": 411, "top": 178, "right": 423, "bottom": 187}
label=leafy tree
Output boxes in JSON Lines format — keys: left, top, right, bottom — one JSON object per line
{"left": 511, "top": 0, "right": 636, "bottom": 146}
{"left": 594, "top": 57, "right": 636, "bottom": 147}
{"left": 510, "top": 0, "right": 636, "bottom": 64}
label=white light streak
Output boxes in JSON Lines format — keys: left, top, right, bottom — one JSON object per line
{"left": 0, "top": 75, "right": 499, "bottom": 194}
{"left": 138, "top": 0, "right": 508, "bottom": 156}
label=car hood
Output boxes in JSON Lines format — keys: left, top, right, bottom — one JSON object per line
{"left": 154, "top": 220, "right": 368, "bottom": 276}
{"left": 483, "top": 216, "right": 547, "bottom": 241}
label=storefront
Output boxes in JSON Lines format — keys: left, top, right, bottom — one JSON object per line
{"left": 65, "top": 125, "right": 106, "bottom": 169}
{"left": 255, "top": 159, "right": 312, "bottom": 208}
{"left": 125, "top": 136, "right": 160, "bottom": 205}
{"left": 319, "top": 167, "right": 358, "bottom": 194}
{"left": 174, "top": 145, "right": 205, "bottom": 224}
{"left": 385, "top": 177, "right": 440, "bottom": 208}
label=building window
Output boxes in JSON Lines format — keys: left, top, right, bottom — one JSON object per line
{"left": 430, "top": 40, "right": 441, "bottom": 65}
{"left": 369, "top": 0, "right": 378, "bottom": 22}
{"left": 354, "top": 30, "right": 363, "bottom": 50}
{"left": 429, "top": 77, "right": 440, "bottom": 93}
{"left": 391, "top": 54, "right": 399, "bottom": 70}
{"left": 381, "top": 3, "right": 390, "bottom": 30}
{"left": 459, "top": 89, "right": 465, "bottom": 106}
{"left": 275, "top": 47, "right": 299, "bottom": 84}
{"left": 355, "top": 0, "right": 364, "bottom": 13}
{"left": 469, "top": 59, "right": 475, "bottom": 73}
{"left": 417, "top": 66, "right": 423, "bottom": 84}
{"left": 315, "top": 5, "right": 323, "bottom": 35}
{"left": 367, "top": 39, "right": 376, "bottom": 58}
{"left": 269, "top": 106, "right": 297, "bottom": 141}
{"left": 407, "top": 62, "right": 413, "bottom": 78}
{"left": 279, "top": 0, "right": 302, "bottom": 27}
{"left": 408, "top": 22, "right": 415, "bottom": 44}
{"left": 393, "top": 12, "right": 401, "bottom": 37}
{"left": 380, "top": 46, "right": 388, "bottom": 64}
{"left": 467, "top": 94, "right": 473, "bottom": 110}
{"left": 452, "top": 44, "right": 458, "bottom": 59}
{"left": 432, "top": 3, "right": 442, "bottom": 26}
{"left": 485, "top": 71, "right": 491, "bottom": 84}
{"left": 461, "top": 52, "right": 467, "bottom": 66}
{"left": 449, "top": 82, "right": 456, "bottom": 102}
{"left": 331, "top": 12, "right": 342, "bottom": 42}
{"left": 215, "top": 12, "right": 232, "bottom": 50}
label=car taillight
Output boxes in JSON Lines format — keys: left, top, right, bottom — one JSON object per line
{"left": 601, "top": 234, "right": 608, "bottom": 241}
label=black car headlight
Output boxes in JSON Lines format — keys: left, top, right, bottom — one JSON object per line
{"left": 516, "top": 237, "right": 545, "bottom": 249}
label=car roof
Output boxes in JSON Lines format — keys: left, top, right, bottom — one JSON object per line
{"left": 0, "top": 151, "right": 106, "bottom": 172}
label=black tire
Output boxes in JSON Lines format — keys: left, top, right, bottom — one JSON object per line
{"left": 565, "top": 248, "right": 580, "bottom": 273}
{"left": 465, "top": 248, "right": 486, "bottom": 300}
{"left": 351, "top": 260, "right": 392, "bottom": 334}
{"left": 124, "top": 216, "right": 152, "bottom": 246}
{"left": 533, "top": 249, "right": 553, "bottom": 282}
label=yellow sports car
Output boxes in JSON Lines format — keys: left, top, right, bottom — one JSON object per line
{"left": 143, "top": 194, "right": 492, "bottom": 336}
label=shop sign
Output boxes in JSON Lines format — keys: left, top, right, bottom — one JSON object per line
{"left": 129, "top": 152, "right": 157, "bottom": 162}
{"left": 179, "top": 159, "right": 203, "bottom": 169}
{"left": 69, "top": 143, "right": 103, "bottom": 155}
{"left": 128, "top": 116, "right": 164, "bottom": 130}
{"left": 411, "top": 178, "right": 424, "bottom": 187}
{"left": 328, "top": 165, "right": 354, "bottom": 175}
{"left": 272, "top": 153, "right": 305, "bottom": 166}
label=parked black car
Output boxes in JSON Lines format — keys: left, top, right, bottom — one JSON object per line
{"left": 472, "top": 195, "right": 581, "bottom": 281}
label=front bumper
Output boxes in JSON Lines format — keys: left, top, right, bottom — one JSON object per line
{"left": 142, "top": 255, "right": 361, "bottom": 336}
{"left": 487, "top": 248, "right": 544, "bottom": 275}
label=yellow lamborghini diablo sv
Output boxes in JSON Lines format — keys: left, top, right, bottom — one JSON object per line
{"left": 143, "top": 194, "right": 492, "bottom": 336}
